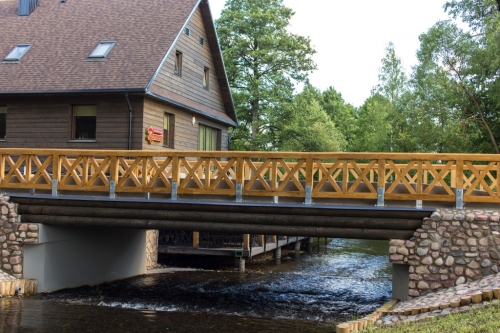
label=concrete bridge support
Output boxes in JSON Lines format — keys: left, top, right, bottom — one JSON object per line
{"left": 294, "top": 240, "right": 301, "bottom": 253}
{"left": 392, "top": 264, "right": 409, "bottom": 300}
{"left": 274, "top": 247, "right": 281, "bottom": 265}
{"left": 23, "top": 225, "right": 147, "bottom": 292}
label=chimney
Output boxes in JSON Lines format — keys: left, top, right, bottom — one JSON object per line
{"left": 18, "top": 0, "right": 38, "bottom": 16}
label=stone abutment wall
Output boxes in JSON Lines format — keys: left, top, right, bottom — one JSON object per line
{"left": 0, "top": 195, "right": 39, "bottom": 278}
{"left": 390, "top": 209, "right": 500, "bottom": 298}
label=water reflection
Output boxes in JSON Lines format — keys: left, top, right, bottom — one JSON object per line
{"left": 1, "top": 238, "right": 391, "bottom": 332}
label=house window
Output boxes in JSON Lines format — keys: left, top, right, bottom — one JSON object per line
{"left": 89, "top": 41, "right": 115, "bottom": 58}
{"left": 0, "top": 106, "right": 6, "bottom": 139}
{"left": 4, "top": 44, "right": 31, "bottom": 61}
{"left": 184, "top": 27, "right": 190, "bottom": 36}
{"left": 203, "top": 67, "right": 209, "bottom": 89}
{"left": 199, "top": 37, "right": 204, "bottom": 46}
{"left": 199, "top": 124, "right": 220, "bottom": 151}
{"left": 174, "top": 51, "right": 182, "bottom": 76}
{"left": 163, "top": 112, "right": 175, "bottom": 148}
{"left": 72, "top": 105, "right": 96, "bottom": 139}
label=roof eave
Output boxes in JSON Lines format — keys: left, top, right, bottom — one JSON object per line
{"left": 146, "top": 90, "right": 237, "bottom": 127}
{"left": 0, "top": 88, "right": 146, "bottom": 95}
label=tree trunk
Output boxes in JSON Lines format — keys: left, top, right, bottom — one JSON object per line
{"left": 251, "top": 99, "right": 259, "bottom": 149}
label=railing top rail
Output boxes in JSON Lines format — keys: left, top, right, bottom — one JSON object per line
{"left": 0, "top": 149, "right": 498, "bottom": 161}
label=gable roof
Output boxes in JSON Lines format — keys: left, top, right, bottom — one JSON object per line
{"left": 0, "top": 0, "right": 237, "bottom": 124}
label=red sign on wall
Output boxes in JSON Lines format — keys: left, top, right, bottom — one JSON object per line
{"left": 145, "top": 127, "right": 163, "bottom": 144}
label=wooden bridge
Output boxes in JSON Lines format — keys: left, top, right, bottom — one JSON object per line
{"left": 3, "top": 149, "right": 499, "bottom": 295}
{"left": 1, "top": 148, "right": 497, "bottom": 240}
{"left": 1, "top": 149, "right": 498, "bottom": 207}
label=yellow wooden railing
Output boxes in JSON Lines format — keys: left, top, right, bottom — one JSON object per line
{"left": 0, "top": 149, "right": 499, "bottom": 205}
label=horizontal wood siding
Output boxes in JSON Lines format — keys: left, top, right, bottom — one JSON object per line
{"left": 0, "top": 95, "right": 144, "bottom": 149}
{"left": 151, "top": 7, "right": 227, "bottom": 116}
{"left": 143, "top": 96, "right": 228, "bottom": 151}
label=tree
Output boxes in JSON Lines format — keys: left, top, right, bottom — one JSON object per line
{"left": 372, "top": 42, "right": 410, "bottom": 152}
{"left": 415, "top": 18, "right": 500, "bottom": 153}
{"left": 373, "top": 42, "right": 408, "bottom": 105}
{"left": 406, "top": 64, "right": 479, "bottom": 153}
{"left": 216, "top": 0, "right": 316, "bottom": 151}
{"left": 278, "top": 84, "right": 346, "bottom": 152}
{"left": 351, "top": 94, "right": 392, "bottom": 152}
{"left": 319, "top": 87, "right": 358, "bottom": 148}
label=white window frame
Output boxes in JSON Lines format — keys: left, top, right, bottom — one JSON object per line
{"left": 4, "top": 44, "right": 32, "bottom": 61}
{"left": 89, "top": 41, "right": 116, "bottom": 58}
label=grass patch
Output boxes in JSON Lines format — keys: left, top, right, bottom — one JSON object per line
{"left": 364, "top": 302, "right": 500, "bottom": 333}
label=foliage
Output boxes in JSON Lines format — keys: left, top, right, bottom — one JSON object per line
{"left": 319, "top": 87, "right": 358, "bottom": 148}
{"left": 351, "top": 94, "right": 392, "bottom": 152}
{"left": 371, "top": 42, "right": 413, "bottom": 152}
{"left": 410, "top": 0, "right": 500, "bottom": 153}
{"left": 216, "top": 0, "right": 316, "bottom": 151}
{"left": 373, "top": 42, "right": 408, "bottom": 106}
{"left": 219, "top": 0, "right": 500, "bottom": 154}
{"left": 277, "top": 84, "right": 346, "bottom": 152}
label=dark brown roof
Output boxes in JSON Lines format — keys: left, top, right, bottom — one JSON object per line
{"left": 0, "top": 0, "right": 237, "bottom": 124}
{"left": 0, "top": 0, "right": 197, "bottom": 92}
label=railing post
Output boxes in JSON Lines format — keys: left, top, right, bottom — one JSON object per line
{"left": 377, "top": 159, "right": 385, "bottom": 207}
{"left": 52, "top": 154, "right": 60, "bottom": 196}
{"left": 236, "top": 157, "right": 243, "bottom": 202}
{"left": 109, "top": 180, "right": 116, "bottom": 199}
{"left": 456, "top": 159, "right": 464, "bottom": 209}
{"left": 456, "top": 189, "right": 463, "bottom": 209}
{"left": 171, "top": 156, "right": 179, "bottom": 200}
{"left": 109, "top": 155, "right": 118, "bottom": 199}
{"left": 305, "top": 157, "right": 313, "bottom": 205}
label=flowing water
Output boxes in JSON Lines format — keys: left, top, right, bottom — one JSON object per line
{"left": 0, "top": 238, "right": 391, "bottom": 333}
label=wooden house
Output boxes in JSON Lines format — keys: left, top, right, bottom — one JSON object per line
{"left": 0, "top": 0, "right": 237, "bottom": 150}
{"left": 0, "top": 0, "right": 304, "bottom": 262}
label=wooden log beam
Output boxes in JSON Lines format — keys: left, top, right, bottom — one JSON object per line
{"left": 18, "top": 205, "right": 423, "bottom": 230}
{"left": 10, "top": 196, "right": 434, "bottom": 219}
{"left": 21, "top": 214, "right": 415, "bottom": 240}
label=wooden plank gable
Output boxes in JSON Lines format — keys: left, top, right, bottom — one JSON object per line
{"left": 148, "top": 4, "right": 236, "bottom": 126}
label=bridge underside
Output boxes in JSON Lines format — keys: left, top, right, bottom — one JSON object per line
{"left": 12, "top": 195, "right": 434, "bottom": 240}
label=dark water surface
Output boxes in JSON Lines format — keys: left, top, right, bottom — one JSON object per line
{"left": 0, "top": 238, "right": 391, "bottom": 333}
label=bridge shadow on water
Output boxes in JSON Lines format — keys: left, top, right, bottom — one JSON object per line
{"left": 29, "top": 238, "right": 392, "bottom": 328}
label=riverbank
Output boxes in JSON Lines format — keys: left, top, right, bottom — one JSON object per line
{"left": 366, "top": 300, "right": 500, "bottom": 332}
{"left": 342, "top": 271, "right": 500, "bottom": 333}
{"left": 376, "top": 271, "right": 500, "bottom": 326}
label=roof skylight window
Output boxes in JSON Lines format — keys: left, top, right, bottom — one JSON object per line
{"left": 4, "top": 44, "right": 32, "bottom": 61}
{"left": 89, "top": 41, "right": 116, "bottom": 58}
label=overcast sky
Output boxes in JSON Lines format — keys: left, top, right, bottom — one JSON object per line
{"left": 208, "top": 0, "right": 451, "bottom": 107}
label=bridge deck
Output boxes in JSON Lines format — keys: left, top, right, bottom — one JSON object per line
{"left": 12, "top": 194, "right": 434, "bottom": 240}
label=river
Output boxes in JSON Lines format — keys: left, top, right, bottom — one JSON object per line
{"left": 0, "top": 238, "right": 391, "bottom": 333}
